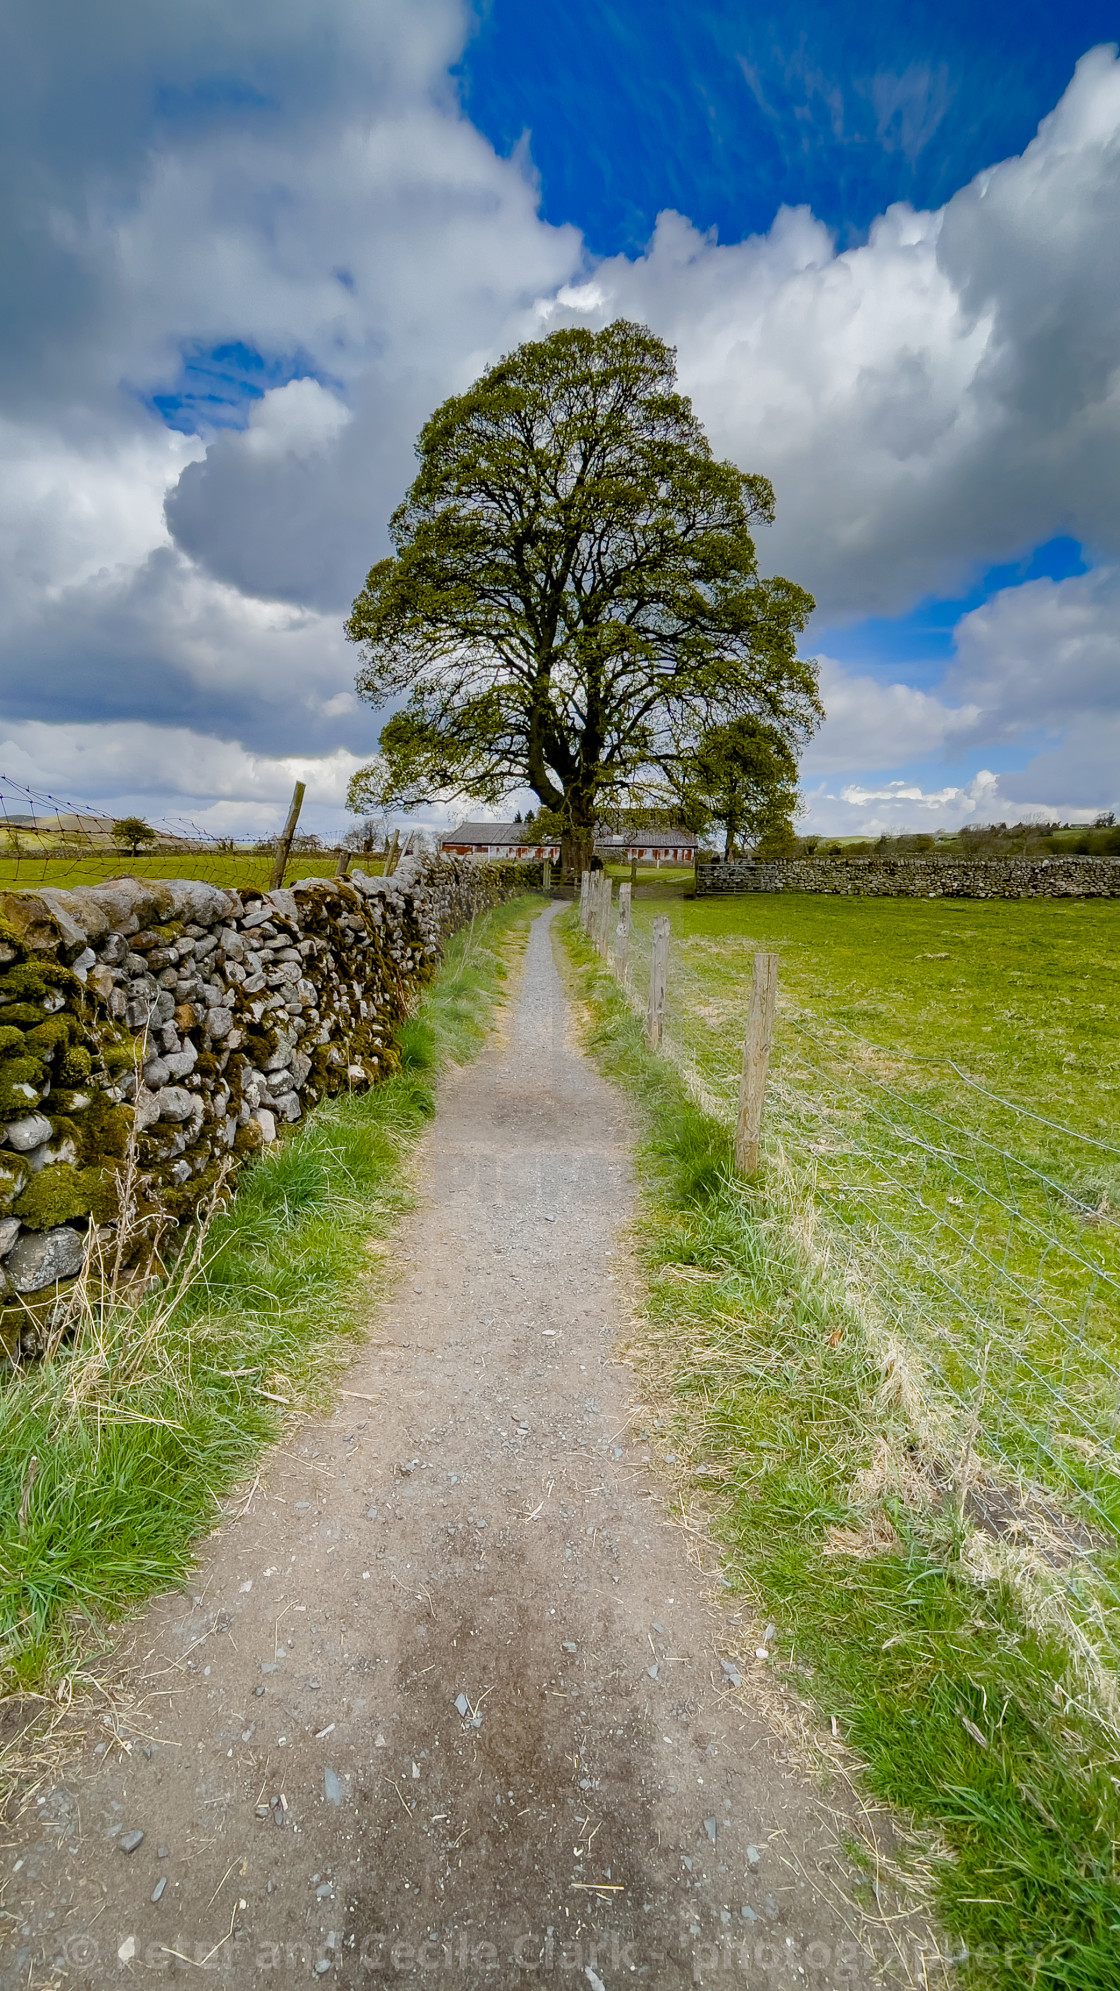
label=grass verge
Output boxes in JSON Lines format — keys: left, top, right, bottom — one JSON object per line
{"left": 0, "top": 896, "right": 540, "bottom": 1700}
{"left": 561, "top": 911, "right": 1120, "bottom": 1991}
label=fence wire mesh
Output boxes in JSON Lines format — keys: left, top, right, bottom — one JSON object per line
{"left": 0, "top": 773, "right": 352, "bottom": 894}
{"left": 608, "top": 891, "right": 1120, "bottom": 1693}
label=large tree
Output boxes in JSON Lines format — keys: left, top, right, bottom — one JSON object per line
{"left": 346, "top": 319, "right": 820, "bottom": 875}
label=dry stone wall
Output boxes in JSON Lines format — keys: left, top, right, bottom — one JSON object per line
{"left": 696, "top": 855, "right": 1120, "bottom": 898}
{"left": 0, "top": 855, "right": 540, "bottom": 1323}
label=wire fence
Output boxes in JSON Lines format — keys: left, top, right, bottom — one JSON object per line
{"left": 0, "top": 773, "right": 355, "bottom": 895}
{"left": 606, "top": 893, "right": 1120, "bottom": 1691}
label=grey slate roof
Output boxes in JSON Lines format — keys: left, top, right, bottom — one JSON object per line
{"left": 442, "top": 822, "right": 558, "bottom": 846}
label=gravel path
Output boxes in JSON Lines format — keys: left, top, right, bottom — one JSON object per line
{"left": 2, "top": 908, "right": 913, "bottom": 1990}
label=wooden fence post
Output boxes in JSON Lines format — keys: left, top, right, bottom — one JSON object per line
{"left": 542, "top": 857, "right": 551, "bottom": 890}
{"left": 614, "top": 881, "right": 631, "bottom": 980}
{"left": 735, "top": 951, "right": 779, "bottom": 1174}
{"left": 646, "top": 914, "right": 670, "bottom": 1047}
{"left": 597, "top": 874, "right": 614, "bottom": 958}
{"left": 579, "top": 869, "right": 591, "bottom": 930}
{"left": 630, "top": 854, "right": 638, "bottom": 889}
{"left": 269, "top": 779, "right": 306, "bottom": 890}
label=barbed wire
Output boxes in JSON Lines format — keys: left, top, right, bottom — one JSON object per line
{"left": 0, "top": 771, "right": 318, "bottom": 893}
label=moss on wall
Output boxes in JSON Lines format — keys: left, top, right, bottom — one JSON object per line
{"left": 0, "top": 856, "right": 538, "bottom": 1352}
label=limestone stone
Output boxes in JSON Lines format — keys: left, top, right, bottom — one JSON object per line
{"left": 133, "top": 1087, "right": 162, "bottom": 1131}
{"left": 156, "top": 1087, "right": 197, "bottom": 1124}
{"left": 25, "top": 1136, "right": 79, "bottom": 1173}
{"left": 4, "top": 1113, "right": 53, "bottom": 1152}
{"left": 5, "top": 1224, "right": 85, "bottom": 1292}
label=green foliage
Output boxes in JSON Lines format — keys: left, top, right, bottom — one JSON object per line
{"left": 346, "top": 320, "right": 819, "bottom": 843}
{"left": 673, "top": 714, "right": 799, "bottom": 857}
{"left": 111, "top": 816, "right": 157, "bottom": 855}
{"left": 563, "top": 912, "right": 1120, "bottom": 1990}
{"left": 751, "top": 815, "right": 800, "bottom": 859}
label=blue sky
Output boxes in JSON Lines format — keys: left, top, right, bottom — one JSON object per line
{"left": 462, "top": 0, "right": 1117, "bottom": 252}
{"left": 0, "top": 0, "right": 1118, "bottom": 836}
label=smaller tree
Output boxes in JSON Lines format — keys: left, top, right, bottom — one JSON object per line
{"left": 343, "top": 815, "right": 387, "bottom": 854}
{"left": 753, "top": 817, "right": 800, "bottom": 860}
{"left": 674, "top": 717, "right": 798, "bottom": 859}
{"left": 112, "top": 816, "right": 157, "bottom": 857}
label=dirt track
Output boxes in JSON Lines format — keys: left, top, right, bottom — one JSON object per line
{"left": 2, "top": 907, "right": 915, "bottom": 1990}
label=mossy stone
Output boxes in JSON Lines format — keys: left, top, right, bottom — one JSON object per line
{"left": 26, "top": 1014, "right": 78, "bottom": 1057}
{"left": 103, "top": 1037, "right": 138, "bottom": 1076}
{"left": 58, "top": 1043, "right": 93, "bottom": 1083}
{"left": 12, "top": 1160, "right": 115, "bottom": 1229}
{"left": 74, "top": 1092, "right": 130, "bottom": 1166}
{"left": 0, "top": 1055, "right": 48, "bottom": 1115}
{"left": 0, "top": 959, "right": 75, "bottom": 1004}
{"left": 0, "top": 1154, "right": 30, "bottom": 1212}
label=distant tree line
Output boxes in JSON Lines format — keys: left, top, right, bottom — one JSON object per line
{"left": 784, "top": 818, "right": 1120, "bottom": 860}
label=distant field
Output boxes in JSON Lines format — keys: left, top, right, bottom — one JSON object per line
{"left": 0, "top": 852, "right": 384, "bottom": 894}
{"left": 0, "top": 850, "right": 689, "bottom": 896}
{"left": 626, "top": 892, "right": 1120, "bottom": 1563}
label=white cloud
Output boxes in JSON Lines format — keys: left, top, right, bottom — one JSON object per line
{"left": 570, "top": 47, "right": 1120, "bottom": 619}
{"left": 947, "top": 563, "right": 1120, "bottom": 741}
{"left": 800, "top": 769, "right": 1056, "bottom": 837}
{"left": 2, "top": 6, "right": 1120, "bottom": 831}
{"left": 242, "top": 380, "right": 352, "bottom": 461}
{"left": 0, "top": 719, "right": 368, "bottom": 837}
{"left": 0, "top": 417, "right": 201, "bottom": 606}
{"left": 800, "top": 558, "right": 1120, "bottom": 828}
{"left": 803, "top": 657, "right": 979, "bottom": 774}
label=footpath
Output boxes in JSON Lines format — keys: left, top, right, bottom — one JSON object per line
{"left": 2, "top": 908, "right": 914, "bottom": 1990}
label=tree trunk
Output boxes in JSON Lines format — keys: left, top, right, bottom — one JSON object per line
{"left": 560, "top": 827, "right": 594, "bottom": 882}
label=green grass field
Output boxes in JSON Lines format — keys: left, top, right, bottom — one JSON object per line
{"left": 0, "top": 851, "right": 383, "bottom": 894}
{"left": 627, "top": 894, "right": 1120, "bottom": 1552}
{"left": 565, "top": 894, "right": 1120, "bottom": 1988}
